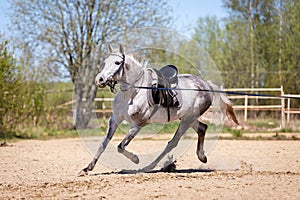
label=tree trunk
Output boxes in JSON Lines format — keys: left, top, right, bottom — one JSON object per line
{"left": 249, "top": 0, "right": 255, "bottom": 90}
{"left": 74, "top": 79, "right": 98, "bottom": 129}
{"left": 73, "top": 54, "right": 99, "bottom": 129}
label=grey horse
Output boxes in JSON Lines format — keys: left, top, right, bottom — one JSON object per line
{"left": 78, "top": 44, "right": 238, "bottom": 176}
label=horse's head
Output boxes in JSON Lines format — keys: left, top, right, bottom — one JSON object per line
{"left": 95, "top": 44, "right": 144, "bottom": 92}
{"left": 95, "top": 44, "right": 126, "bottom": 90}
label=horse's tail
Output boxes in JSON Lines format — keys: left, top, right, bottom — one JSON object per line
{"left": 207, "top": 81, "right": 239, "bottom": 125}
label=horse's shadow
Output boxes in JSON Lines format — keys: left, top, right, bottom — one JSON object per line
{"left": 91, "top": 168, "right": 215, "bottom": 176}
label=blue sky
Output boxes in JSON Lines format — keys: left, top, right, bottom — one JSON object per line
{"left": 0, "top": 0, "right": 10, "bottom": 33}
{"left": 0, "top": 0, "right": 227, "bottom": 37}
{"left": 169, "top": 0, "right": 227, "bottom": 36}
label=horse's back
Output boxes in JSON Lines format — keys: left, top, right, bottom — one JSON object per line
{"left": 177, "top": 74, "right": 213, "bottom": 113}
{"left": 178, "top": 74, "right": 212, "bottom": 92}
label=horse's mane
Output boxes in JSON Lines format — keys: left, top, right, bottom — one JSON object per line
{"left": 126, "top": 53, "right": 142, "bottom": 67}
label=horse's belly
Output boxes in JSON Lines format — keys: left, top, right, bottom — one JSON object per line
{"left": 148, "top": 107, "right": 180, "bottom": 123}
{"left": 113, "top": 103, "right": 150, "bottom": 126}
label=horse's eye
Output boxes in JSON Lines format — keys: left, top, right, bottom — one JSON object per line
{"left": 115, "top": 61, "right": 121, "bottom": 65}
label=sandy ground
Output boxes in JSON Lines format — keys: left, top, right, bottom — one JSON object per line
{"left": 0, "top": 136, "right": 299, "bottom": 199}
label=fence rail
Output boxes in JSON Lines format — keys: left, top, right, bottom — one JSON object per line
{"left": 58, "top": 86, "right": 299, "bottom": 128}
{"left": 224, "top": 86, "right": 285, "bottom": 128}
{"left": 225, "top": 87, "right": 300, "bottom": 127}
{"left": 285, "top": 94, "right": 300, "bottom": 123}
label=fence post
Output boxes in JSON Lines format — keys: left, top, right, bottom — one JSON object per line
{"left": 287, "top": 97, "right": 290, "bottom": 123}
{"left": 244, "top": 95, "right": 248, "bottom": 122}
{"left": 281, "top": 85, "right": 285, "bottom": 129}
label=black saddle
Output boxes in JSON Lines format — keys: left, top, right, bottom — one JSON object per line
{"left": 158, "top": 65, "right": 178, "bottom": 88}
{"left": 150, "top": 65, "right": 180, "bottom": 121}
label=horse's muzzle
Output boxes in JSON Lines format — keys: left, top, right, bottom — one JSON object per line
{"left": 96, "top": 77, "right": 106, "bottom": 88}
{"left": 96, "top": 75, "right": 114, "bottom": 88}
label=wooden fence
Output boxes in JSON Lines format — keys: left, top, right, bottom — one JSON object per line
{"left": 285, "top": 94, "right": 300, "bottom": 123}
{"left": 59, "top": 86, "right": 299, "bottom": 128}
{"left": 225, "top": 86, "right": 285, "bottom": 127}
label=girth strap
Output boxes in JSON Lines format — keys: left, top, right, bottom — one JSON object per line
{"left": 148, "top": 104, "right": 172, "bottom": 122}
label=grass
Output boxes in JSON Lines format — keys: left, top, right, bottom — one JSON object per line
{"left": 280, "top": 128, "right": 293, "bottom": 133}
{"left": 231, "top": 129, "right": 243, "bottom": 137}
{"left": 222, "top": 127, "right": 243, "bottom": 137}
{"left": 2, "top": 116, "right": 299, "bottom": 142}
{"left": 246, "top": 118, "right": 279, "bottom": 129}
{"left": 0, "top": 127, "right": 78, "bottom": 141}
{"left": 224, "top": 117, "right": 300, "bottom": 133}
{"left": 113, "top": 121, "right": 180, "bottom": 135}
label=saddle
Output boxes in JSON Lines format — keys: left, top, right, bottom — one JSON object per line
{"left": 158, "top": 65, "right": 178, "bottom": 88}
{"left": 148, "top": 65, "right": 180, "bottom": 121}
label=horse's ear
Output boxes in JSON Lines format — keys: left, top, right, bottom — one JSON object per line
{"left": 107, "top": 43, "right": 113, "bottom": 53}
{"left": 119, "top": 44, "right": 125, "bottom": 55}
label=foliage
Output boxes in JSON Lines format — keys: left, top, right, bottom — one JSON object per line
{"left": 0, "top": 37, "right": 46, "bottom": 138}
{"left": 0, "top": 38, "right": 17, "bottom": 136}
{"left": 13, "top": 127, "right": 78, "bottom": 139}
{"left": 193, "top": 0, "right": 300, "bottom": 98}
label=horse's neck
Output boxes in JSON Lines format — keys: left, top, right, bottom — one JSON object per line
{"left": 119, "top": 67, "right": 146, "bottom": 91}
{"left": 119, "top": 57, "right": 148, "bottom": 99}
{"left": 122, "top": 55, "right": 145, "bottom": 86}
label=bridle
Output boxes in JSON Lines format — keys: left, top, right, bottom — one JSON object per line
{"left": 107, "top": 53, "right": 125, "bottom": 93}
{"left": 105, "top": 53, "right": 146, "bottom": 93}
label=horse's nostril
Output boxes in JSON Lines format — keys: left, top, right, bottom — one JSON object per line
{"left": 96, "top": 77, "right": 106, "bottom": 87}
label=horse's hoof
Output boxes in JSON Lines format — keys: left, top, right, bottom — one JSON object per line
{"left": 131, "top": 154, "right": 140, "bottom": 164}
{"left": 198, "top": 154, "right": 207, "bottom": 163}
{"left": 77, "top": 170, "right": 88, "bottom": 177}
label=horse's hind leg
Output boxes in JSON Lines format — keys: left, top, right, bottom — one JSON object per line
{"left": 191, "top": 121, "right": 207, "bottom": 163}
{"left": 117, "top": 125, "right": 142, "bottom": 164}
{"left": 140, "top": 118, "right": 192, "bottom": 172}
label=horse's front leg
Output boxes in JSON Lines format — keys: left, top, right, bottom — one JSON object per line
{"left": 78, "top": 116, "right": 119, "bottom": 176}
{"left": 117, "top": 125, "right": 142, "bottom": 164}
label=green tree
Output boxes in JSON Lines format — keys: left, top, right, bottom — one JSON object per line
{"left": 0, "top": 38, "right": 18, "bottom": 136}
{"left": 0, "top": 37, "right": 45, "bottom": 138}
{"left": 280, "top": 0, "right": 300, "bottom": 94}
{"left": 222, "top": 0, "right": 300, "bottom": 93}
{"left": 193, "top": 16, "right": 223, "bottom": 60}
{"left": 192, "top": 16, "right": 251, "bottom": 88}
